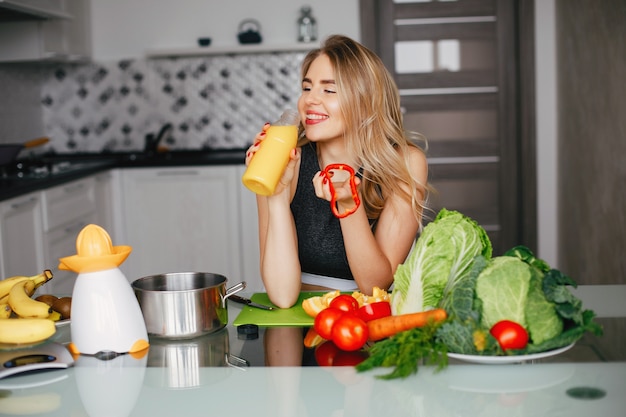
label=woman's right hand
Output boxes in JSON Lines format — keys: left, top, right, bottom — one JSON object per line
{"left": 245, "top": 122, "right": 271, "bottom": 166}
{"left": 245, "top": 122, "right": 301, "bottom": 196}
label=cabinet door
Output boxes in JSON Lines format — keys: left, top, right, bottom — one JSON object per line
{"left": 93, "top": 169, "right": 118, "bottom": 240}
{"left": 0, "top": 192, "right": 45, "bottom": 278}
{"left": 237, "top": 165, "right": 264, "bottom": 292}
{"left": 0, "top": 0, "right": 90, "bottom": 62}
{"left": 43, "top": 212, "right": 96, "bottom": 295}
{"left": 120, "top": 166, "right": 242, "bottom": 284}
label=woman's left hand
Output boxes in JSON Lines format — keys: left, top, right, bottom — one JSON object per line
{"left": 313, "top": 170, "right": 361, "bottom": 216}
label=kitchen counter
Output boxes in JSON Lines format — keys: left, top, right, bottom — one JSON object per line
{"left": 0, "top": 149, "right": 246, "bottom": 202}
{"left": 1, "top": 286, "right": 625, "bottom": 417}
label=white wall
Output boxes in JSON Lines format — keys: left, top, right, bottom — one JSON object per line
{"left": 90, "top": 0, "right": 360, "bottom": 60}
{"left": 534, "top": 0, "right": 558, "bottom": 268}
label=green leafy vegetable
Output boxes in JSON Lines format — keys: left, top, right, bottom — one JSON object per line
{"left": 391, "top": 209, "right": 492, "bottom": 315}
{"left": 542, "top": 269, "right": 583, "bottom": 323}
{"left": 504, "top": 245, "right": 551, "bottom": 273}
{"left": 439, "top": 255, "right": 487, "bottom": 322}
{"left": 356, "top": 323, "right": 448, "bottom": 379}
{"left": 435, "top": 319, "right": 499, "bottom": 355}
{"left": 475, "top": 256, "right": 532, "bottom": 329}
{"left": 525, "top": 269, "right": 563, "bottom": 344}
{"left": 526, "top": 310, "right": 602, "bottom": 354}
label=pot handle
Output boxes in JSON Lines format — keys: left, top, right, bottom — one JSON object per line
{"left": 224, "top": 281, "right": 246, "bottom": 300}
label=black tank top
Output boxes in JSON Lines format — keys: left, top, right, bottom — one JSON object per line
{"left": 291, "top": 143, "right": 353, "bottom": 280}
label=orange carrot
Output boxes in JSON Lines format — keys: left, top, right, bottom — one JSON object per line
{"left": 367, "top": 308, "right": 448, "bottom": 342}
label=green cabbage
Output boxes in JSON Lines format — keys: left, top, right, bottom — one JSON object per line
{"left": 525, "top": 271, "right": 563, "bottom": 344}
{"left": 475, "top": 256, "right": 531, "bottom": 329}
{"left": 391, "top": 208, "right": 492, "bottom": 315}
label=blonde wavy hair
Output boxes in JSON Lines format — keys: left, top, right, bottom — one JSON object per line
{"left": 298, "top": 35, "right": 430, "bottom": 224}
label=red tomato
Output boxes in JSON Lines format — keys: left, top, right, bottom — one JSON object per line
{"left": 314, "top": 307, "right": 345, "bottom": 340}
{"left": 333, "top": 350, "right": 368, "bottom": 367}
{"left": 331, "top": 314, "right": 369, "bottom": 351}
{"left": 357, "top": 301, "right": 392, "bottom": 322}
{"left": 315, "top": 341, "right": 340, "bottom": 366}
{"left": 490, "top": 320, "right": 529, "bottom": 350}
{"left": 328, "top": 294, "right": 359, "bottom": 313}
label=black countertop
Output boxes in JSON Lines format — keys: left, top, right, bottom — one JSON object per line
{"left": 0, "top": 149, "right": 246, "bottom": 202}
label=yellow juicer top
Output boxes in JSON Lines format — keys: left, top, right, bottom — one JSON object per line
{"left": 58, "top": 224, "right": 132, "bottom": 273}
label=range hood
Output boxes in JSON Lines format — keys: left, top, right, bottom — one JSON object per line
{"left": 0, "top": 0, "right": 71, "bottom": 21}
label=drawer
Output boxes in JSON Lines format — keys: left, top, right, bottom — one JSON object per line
{"left": 42, "top": 177, "right": 96, "bottom": 232}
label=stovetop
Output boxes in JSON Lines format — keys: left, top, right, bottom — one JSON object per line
{"left": 0, "top": 159, "right": 112, "bottom": 181}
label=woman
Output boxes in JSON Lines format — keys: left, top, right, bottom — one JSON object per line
{"left": 246, "top": 35, "right": 429, "bottom": 308}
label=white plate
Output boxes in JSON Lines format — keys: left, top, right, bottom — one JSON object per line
{"left": 55, "top": 319, "right": 70, "bottom": 328}
{"left": 447, "top": 343, "right": 575, "bottom": 364}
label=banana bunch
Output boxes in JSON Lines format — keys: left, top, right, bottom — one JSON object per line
{"left": 0, "top": 270, "right": 53, "bottom": 302}
{"left": 0, "top": 270, "right": 57, "bottom": 344}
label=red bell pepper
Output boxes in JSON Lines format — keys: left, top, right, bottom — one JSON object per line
{"left": 357, "top": 301, "right": 392, "bottom": 322}
{"left": 321, "top": 163, "right": 361, "bottom": 219}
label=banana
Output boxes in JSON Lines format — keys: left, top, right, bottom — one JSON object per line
{"left": 8, "top": 281, "right": 52, "bottom": 319}
{"left": 0, "top": 270, "right": 53, "bottom": 301}
{"left": 0, "top": 303, "right": 11, "bottom": 319}
{"left": 0, "top": 317, "right": 56, "bottom": 344}
{"left": 0, "top": 392, "right": 61, "bottom": 415}
{"left": 47, "top": 310, "right": 61, "bottom": 321}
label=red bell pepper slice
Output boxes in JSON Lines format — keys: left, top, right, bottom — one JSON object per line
{"left": 321, "top": 163, "right": 361, "bottom": 219}
{"left": 357, "top": 301, "right": 392, "bottom": 322}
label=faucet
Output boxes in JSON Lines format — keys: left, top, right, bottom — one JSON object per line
{"left": 144, "top": 123, "right": 173, "bottom": 154}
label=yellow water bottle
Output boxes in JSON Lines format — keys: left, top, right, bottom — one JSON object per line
{"left": 242, "top": 110, "right": 300, "bottom": 196}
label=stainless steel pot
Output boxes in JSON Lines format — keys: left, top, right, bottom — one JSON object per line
{"left": 131, "top": 272, "right": 245, "bottom": 339}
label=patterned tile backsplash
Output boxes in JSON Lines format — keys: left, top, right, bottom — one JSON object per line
{"left": 19, "top": 52, "right": 305, "bottom": 154}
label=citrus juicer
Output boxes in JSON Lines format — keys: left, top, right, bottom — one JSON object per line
{"left": 58, "top": 224, "right": 149, "bottom": 356}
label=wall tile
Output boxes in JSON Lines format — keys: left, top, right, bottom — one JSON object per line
{"left": 40, "top": 52, "right": 305, "bottom": 153}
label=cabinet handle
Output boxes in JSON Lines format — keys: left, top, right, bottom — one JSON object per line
{"left": 156, "top": 170, "right": 200, "bottom": 176}
{"left": 10, "top": 197, "right": 37, "bottom": 210}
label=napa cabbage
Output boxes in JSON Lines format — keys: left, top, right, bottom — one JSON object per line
{"left": 390, "top": 208, "right": 492, "bottom": 315}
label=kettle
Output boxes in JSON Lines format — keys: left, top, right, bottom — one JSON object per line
{"left": 238, "top": 19, "right": 262, "bottom": 44}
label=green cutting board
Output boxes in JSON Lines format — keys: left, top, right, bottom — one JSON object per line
{"left": 232, "top": 292, "right": 323, "bottom": 327}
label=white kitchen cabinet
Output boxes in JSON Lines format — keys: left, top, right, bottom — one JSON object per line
{"left": 41, "top": 176, "right": 96, "bottom": 294}
{"left": 119, "top": 166, "right": 243, "bottom": 286}
{"left": 0, "top": 0, "right": 91, "bottom": 62}
{"left": 237, "top": 165, "right": 263, "bottom": 292}
{"left": 0, "top": 191, "right": 45, "bottom": 279}
{"left": 93, "top": 169, "right": 119, "bottom": 241}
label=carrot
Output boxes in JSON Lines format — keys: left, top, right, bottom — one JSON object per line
{"left": 367, "top": 308, "right": 447, "bottom": 342}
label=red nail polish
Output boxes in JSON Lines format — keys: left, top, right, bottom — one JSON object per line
{"left": 260, "top": 132, "right": 266, "bottom": 137}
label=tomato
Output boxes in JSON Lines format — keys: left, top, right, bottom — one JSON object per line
{"left": 490, "top": 320, "right": 529, "bottom": 350}
{"left": 328, "top": 294, "right": 359, "bottom": 313}
{"left": 333, "top": 350, "right": 368, "bottom": 367}
{"left": 357, "top": 301, "right": 392, "bottom": 322}
{"left": 331, "top": 314, "right": 369, "bottom": 351}
{"left": 315, "top": 341, "right": 340, "bottom": 366}
{"left": 314, "top": 307, "right": 345, "bottom": 340}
